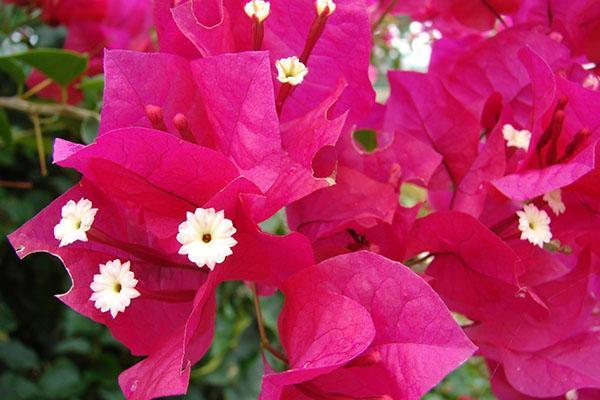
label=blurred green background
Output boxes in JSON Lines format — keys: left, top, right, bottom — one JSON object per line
{"left": 0, "top": 3, "right": 495, "bottom": 399}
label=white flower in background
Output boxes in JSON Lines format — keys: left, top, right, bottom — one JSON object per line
{"left": 517, "top": 204, "right": 552, "bottom": 248}
{"left": 543, "top": 189, "right": 566, "bottom": 215}
{"left": 54, "top": 198, "right": 97, "bottom": 247}
{"left": 316, "top": 0, "right": 336, "bottom": 16}
{"left": 503, "top": 124, "right": 532, "bottom": 151}
{"left": 583, "top": 74, "right": 599, "bottom": 90}
{"left": 90, "top": 259, "right": 140, "bottom": 318}
{"left": 244, "top": 0, "right": 270, "bottom": 23}
{"left": 275, "top": 56, "right": 308, "bottom": 86}
{"left": 177, "top": 208, "right": 237, "bottom": 270}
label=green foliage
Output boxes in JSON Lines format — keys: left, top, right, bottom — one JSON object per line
{"left": 0, "top": 49, "right": 88, "bottom": 86}
{"left": 353, "top": 128, "right": 378, "bottom": 152}
{"left": 0, "top": 58, "right": 26, "bottom": 86}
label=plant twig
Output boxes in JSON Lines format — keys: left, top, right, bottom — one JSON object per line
{"left": 0, "top": 180, "right": 33, "bottom": 189}
{"left": 251, "top": 283, "right": 288, "bottom": 363}
{"left": 0, "top": 96, "right": 99, "bottom": 120}
{"left": 20, "top": 78, "right": 52, "bottom": 100}
{"left": 371, "top": 0, "right": 399, "bottom": 33}
{"left": 481, "top": 0, "right": 508, "bottom": 28}
{"left": 30, "top": 113, "right": 47, "bottom": 176}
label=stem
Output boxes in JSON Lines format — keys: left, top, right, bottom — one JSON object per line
{"left": 481, "top": 0, "right": 508, "bottom": 29}
{"left": 21, "top": 78, "right": 53, "bottom": 100}
{"left": 0, "top": 96, "right": 99, "bottom": 120}
{"left": 251, "top": 283, "right": 289, "bottom": 363}
{"left": 252, "top": 20, "right": 265, "bottom": 50}
{"left": 371, "top": 0, "right": 399, "bottom": 33}
{"left": 30, "top": 113, "right": 47, "bottom": 176}
{"left": 275, "top": 83, "right": 293, "bottom": 115}
{"left": 0, "top": 180, "right": 33, "bottom": 189}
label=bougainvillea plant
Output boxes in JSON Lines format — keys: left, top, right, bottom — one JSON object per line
{"left": 3, "top": 0, "right": 600, "bottom": 399}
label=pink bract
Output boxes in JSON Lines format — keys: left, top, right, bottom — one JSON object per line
{"left": 261, "top": 252, "right": 476, "bottom": 399}
{"left": 9, "top": 128, "right": 315, "bottom": 399}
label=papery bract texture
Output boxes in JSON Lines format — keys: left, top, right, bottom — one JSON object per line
{"left": 261, "top": 252, "right": 476, "bottom": 399}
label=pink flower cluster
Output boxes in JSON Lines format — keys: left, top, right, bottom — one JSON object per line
{"left": 9, "top": 0, "right": 600, "bottom": 399}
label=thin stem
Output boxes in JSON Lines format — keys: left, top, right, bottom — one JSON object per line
{"left": 0, "top": 180, "right": 33, "bottom": 189}
{"left": 251, "top": 283, "right": 268, "bottom": 341}
{"left": 252, "top": 19, "right": 265, "bottom": 50}
{"left": 21, "top": 78, "right": 53, "bottom": 100}
{"left": 30, "top": 113, "right": 47, "bottom": 176}
{"left": 263, "top": 341, "right": 289, "bottom": 363}
{"left": 371, "top": 0, "right": 399, "bottom": 33}
{"left": 0, "top": 96, "right": 99, "bottom": 120}
{"left": 251, "top": 283, "right": 289, "bottom": 363}
{"left": 481, "top": 0, "right": 508, "bottom": 29}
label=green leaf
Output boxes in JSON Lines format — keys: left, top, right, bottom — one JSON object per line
{"left": 0, "top": 58, "right": 26, "bottom": 85}
{"left": 0, "top": 340, "right": 40, "bottom": 371}
{"left": 78, "top": 74, "right": 104, "bottom": 91}
{"left": 353, "top": 129, "right": 378, "bottom": 152}
{"left": 0, "top": 49, "right": 88, "bottom": 86}
{"left": 0, "top": 373, "right": 40, "bottom": 400}
{"left": 53, "top": 337, "right": 92, "bottom": 355}
{"left": 39, "top": 359, "right": 83, "bottom": 399}
{"left": 80, "top": 116, "right": 99, "bottom": 144}
{"left": 0, "top": 301, "right": 17, "bottom": 334}
{"left": 79, "top": 75, "right": 105, "bottom": 110}
{"left": 0, "top": 109, "right": 12, "bottom": 146}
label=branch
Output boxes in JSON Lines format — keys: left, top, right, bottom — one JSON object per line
{"left": 0, "top": 180, "right": 33, "bottom": 189}
{"left": 30, "top": 113, "right": 47, "bottom": 176}
{"left": 371, "top": 0, "right": 399, "bottom": 33}
{"left": 251, "top": 283, "right": 289, "bottom": 363}
{"left": 0, "top": 96, "right": 99, "bottom": 120}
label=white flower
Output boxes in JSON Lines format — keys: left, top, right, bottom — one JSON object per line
{"left": 90, "top": 259, "right": 140, "bottom": 318}
{"left": 316, "top": 0, "right": 336, "bottom": 16}
{"left": 503, "top": 124, "right": 531, "bottom": 151}
{"left": 517, "top": 204, "right": 552, "bottom": 248}
{"left": 565, "top": 389, "right": 578, "bottom": 400}
{"left": 543, "top": 189, "right": 566, "bottom": 215}
{"left": 54, "top": 198, "right": 97, "bottom": 247}
{"left": 177, "top": 208, "right": 237, "bottom": 270}
{"left": 583, "top": 74, "right": 599, "bottom": 91}
{"left": 244, "top": 0, "right": 270, "bottom": 23}
{"left": 275, "top": 57, "right": 308, "bottom": 86}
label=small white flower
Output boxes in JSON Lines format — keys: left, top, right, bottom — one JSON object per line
{"left": 543, "top": 189, "right": 566, "bottom": 215}
{"left": 517, "top": 204, "right": 552, "bottom": 248}
{"left": 275, "top": 56, "right": 308, "bottom": 86}
{"left": 177, "top": 208, "right": 237, "bottom": 270}
{"left": 90, "top": 259, "right": 140, "bottom": 318}
{"left": 316, "top": 0, "right": 336, "bottom": 16}
{"left": 54, "top": 198, "right": 98, "bottom": 247}
{"left": 503, "top": 124, "right": 532, "bottom": 151}
{"left": 583, "top": 74, "right": 599, "bottom": 91}
{"left": 244, "top": 0, "right": 270, "bottom": 23}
